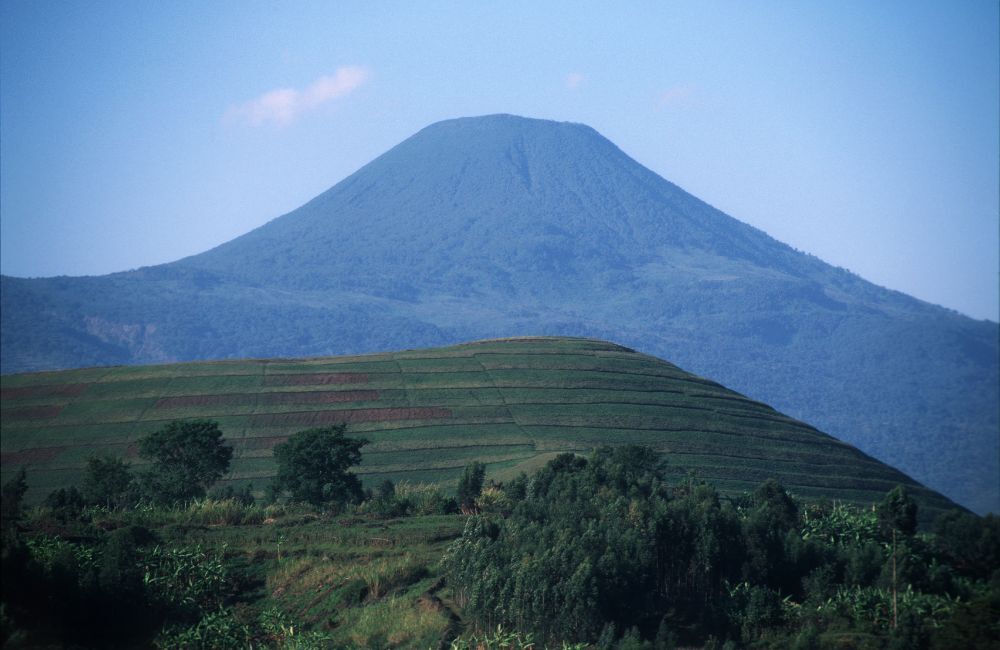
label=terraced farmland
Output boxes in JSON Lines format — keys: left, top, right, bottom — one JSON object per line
{"left": 1, "top": 337, "right": 958, "bottom": 520}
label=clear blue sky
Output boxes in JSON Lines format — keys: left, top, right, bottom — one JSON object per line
{"left": 2, "top": 1, "right": 997, "bottom": 321}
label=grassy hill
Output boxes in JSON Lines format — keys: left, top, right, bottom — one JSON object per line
{"left": 1, "top": 336, "right": 958, "bottom": 521}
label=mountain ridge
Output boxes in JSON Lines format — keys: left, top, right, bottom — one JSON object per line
{"left": 2, "top": 114, "right": 996, "bottom": 514}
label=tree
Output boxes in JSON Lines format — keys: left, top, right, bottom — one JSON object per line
{"left": 271, "top": 424, "right": 368, "bottom": 507}
{"left": 138, "top": 419, "right": 233, "bottom": 504}
{"left": 878, "top": 485, "right": 917, "bottom": 629}
{"left": 44, "top": 486, "right": 85, "bottom": 522}
{"left": 1, "top": 467, "right": 28, "bottom": 535}
{"left": 82, "top": 454, "right": 134, "bottom": 509}
{"left": 878, "top": 485, "right": 917, "bottom": 538}
{"left": 743, "top": 479, "right": 799, "bottom": 591}
{"left": 456, "top": 461, "right": 486, "bottom": 513}
{"left": 376, "top": 479, "right": 396, "bottom": 501}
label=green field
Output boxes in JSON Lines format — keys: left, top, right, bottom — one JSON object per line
{"left": 1, "top": 336, "right": 958, "bottom": 520}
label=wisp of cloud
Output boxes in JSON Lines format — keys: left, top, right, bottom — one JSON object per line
{"left": 227, "top": 66, "right": 370, "bottom": 126}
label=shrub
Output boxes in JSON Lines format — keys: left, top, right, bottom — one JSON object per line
{"left": 155, "top": 607, "right": 251, "bottom": 650}
{"left": 141, "top": 543, "right": 230, "bottom": 612}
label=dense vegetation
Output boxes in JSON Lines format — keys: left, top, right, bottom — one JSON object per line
{"left": 446, "top": 447, "right": 1000, "bottom": 648}
{"left": 2, "top": 432, "right": 997, "bottom": 648}
{"left": 2, "top": 115, "right": 996, "bottom": 515}
{"left": 1, "top": 420, "right": 461, "bottom": 648}
{"left": 0, "top": 337, "right": 960, "bottom": 525}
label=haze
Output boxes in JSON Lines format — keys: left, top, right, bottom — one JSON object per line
{"left": 1, "top": 1, "right": 997, "bottom": 321}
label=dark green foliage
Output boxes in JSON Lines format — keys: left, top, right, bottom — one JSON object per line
{"left": 99, "top": 527, "right": 144, "bottom": 598}
{"left": 933, "top": 511, "right": 1000, "bottom": 579}
{"left": 43, "top": 486, "right": 85, "bottom": 522}
{"left": 1, "top": 468, "right": 27, "bottom": 534}
{"left": 82, "top": 454, "right": 134, "bottom": 509}
{"left": 879, "top": 485, "right": 918, "bottom": 538}
{"left": 505, "top": 472, "right": 529, "bottom": 502}
{"left": 1, "top": 461, "right": 997, "bottom": 649}
{"left": 456, "top": 461, "right": 486, "bottom": 511}
{"left": 726, "top": 582, "right": 785, "bottom": 642}
{"left": 445, "top": 446, "right": 744, "bottom": 645}
{"left": 271, "top": 424, "right": 368, "bottom": 506}
{"left": 742, "top": 479, "right": 801, "bottom": 593}
{"left": 138, "top": 419, "right": 233, "bottom": 504}
{"left": 141, "top": 543, "right": 230, "bottom": 613}
{"left": 931, "top": 581, "right": 1000, "bottom": 649}
{"left": 156, "top": 607, "right": 253, "bottom": 649}
{"left": 376, "top": 479, "right": 396, "bottom": 500}
{"left": 446, "top": 452, "right": 1000, "bottom": 647}
{"left": 360, "top": 479, "right": 408, "bottom": 518}
{"left": 208, "top": 482, "right": 256, "bottom": 506}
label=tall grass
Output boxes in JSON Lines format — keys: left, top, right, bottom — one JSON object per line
{"left": 448, "top": 625, "right": 589, "bottom": 650}
{"left": 339, "top": 594, "right": 444, "bottom": 648}
{"left": 358, "top": 554, "right": 429, "bottom": 600}
{"left": 79, "top": 498, "right": 300, "bottom": 529}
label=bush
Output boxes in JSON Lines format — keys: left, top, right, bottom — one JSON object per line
{"left": 155, "top": 607, "right": 251, "bottom": 649}
{"left": 43, "top": 486, "right": 85, "bottom": 522}
{"left": 141, "top": 543, "right": 231, "bottom": 613}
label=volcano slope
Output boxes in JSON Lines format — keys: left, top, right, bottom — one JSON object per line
{"left": 2, "top": 115, "right": 996, "bottom": 514}
{"left": 0, "top": 337, "right": 959, "bottom": 523}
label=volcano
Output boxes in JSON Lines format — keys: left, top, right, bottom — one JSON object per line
{"left": 2, "top": 114, "right": 997, "bottom": 513}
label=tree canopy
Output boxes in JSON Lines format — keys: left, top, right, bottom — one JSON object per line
{"left": 137, "top": 419, "right": 233, "bottom": 504}
{"left": 82, "top": 454, "right": 134, "bottom": 509}
{"left": 456, "top": 462, "right": 486, "bottom": 512}
{"left": 271, "top": 424, "right": 368, "bottom": 506}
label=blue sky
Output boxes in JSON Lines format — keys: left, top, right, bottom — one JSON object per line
{"left": 2, "top": 1, "right": 997, "bottom": 320}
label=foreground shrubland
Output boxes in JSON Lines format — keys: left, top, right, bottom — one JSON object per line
{"left": 2, "top": 445, "right": 998, "bottom": 648}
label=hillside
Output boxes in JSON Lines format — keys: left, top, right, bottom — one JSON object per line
{"left": 0, "top": 337, "right": 960, "bottom": 523}
{"left": 1, "top": 114, "right": 996, "bottom": 514}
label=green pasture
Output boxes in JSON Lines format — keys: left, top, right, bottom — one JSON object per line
{"left": 1, "top": 336, "right": 959, "bottom": 519}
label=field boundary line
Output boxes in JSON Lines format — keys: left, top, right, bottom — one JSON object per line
{"left": 471, "top": 352, "right": 535, "bottom": 452}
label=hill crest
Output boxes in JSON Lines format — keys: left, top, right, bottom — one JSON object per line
{"left": 0, "top": 336, "right": 961, "bottom": 524}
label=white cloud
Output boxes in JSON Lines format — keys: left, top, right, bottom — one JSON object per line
{"left": 565, "top": 72, "right": 585, "bottom": 90}
{"left": 227, "top": 66, "right": 370, "bottom": 126}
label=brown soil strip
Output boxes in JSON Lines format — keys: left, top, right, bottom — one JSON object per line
{"left": 1, "top": 446, "right": 66, "bottom": 464}
{"left": 264, "top": 373, "right": 370, "bottom": 387}
{"left": 241, "top": 435, "right": 290, "bottom": 450}
{"left": 260, "top": 390, "right": 379, "bottom": 405}
{"left": 1, "top": 383, "right": 90, "bottom": 400}
{"left": 154, "top": 390, "right": 379, "bottom": 409}
{"left": 251, "top": 407, "right": 451, "bottom": 428}
{"left": 154, "top": 394, "right": 256, "bottom": 408}
{"left": 1, "top": 405, "right": 64, "bottom": 420}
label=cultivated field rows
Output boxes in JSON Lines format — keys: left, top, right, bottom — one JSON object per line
{"left": 1, "top": 336, "right": 954, "bottom": 519}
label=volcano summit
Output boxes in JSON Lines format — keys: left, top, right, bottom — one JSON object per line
{"left": 2, "top": 115, "right": 997, "bottom": 513}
